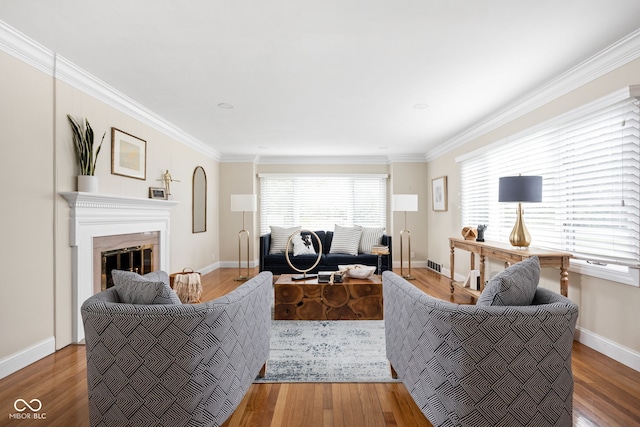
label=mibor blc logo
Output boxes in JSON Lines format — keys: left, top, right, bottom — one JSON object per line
{"left": 9, "top": 399, "right": 46, "bottom": 420}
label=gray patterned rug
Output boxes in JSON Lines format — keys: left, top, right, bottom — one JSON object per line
{"left": 254, "top": 320, "right": 399, "bottom": 383}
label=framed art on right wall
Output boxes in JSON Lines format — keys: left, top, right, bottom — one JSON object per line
{"left": 432, "top": 176, "right": 448, "bottom": 212}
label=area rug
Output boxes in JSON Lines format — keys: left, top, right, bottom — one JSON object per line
{"left": 255, "top": 320, "right": 399, "bottom": 383}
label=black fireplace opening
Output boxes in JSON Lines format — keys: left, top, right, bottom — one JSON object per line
{"left": 101, "top": 245, "right": 154, "bottom": 290}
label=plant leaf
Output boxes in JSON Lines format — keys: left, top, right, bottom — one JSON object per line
{"left": 92, "top": 132, "right": 106, "bottom": 174}
{"left": 67, "top": 114, "right": 102, "bottom": 175}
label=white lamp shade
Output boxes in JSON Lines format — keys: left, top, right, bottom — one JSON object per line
{"left": 393, "top": 194, "right": 418, "bottom": 212}
{"left": 231, "top": 194, "right": 257, "bottom": 212}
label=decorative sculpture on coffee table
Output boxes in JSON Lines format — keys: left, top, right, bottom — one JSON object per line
{"left": 285, "top": 230, "right": 323, "bottom": 280}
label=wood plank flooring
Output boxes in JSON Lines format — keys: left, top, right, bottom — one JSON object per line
{"left": 0, "top": 268, "right": 638, "bottom": 426}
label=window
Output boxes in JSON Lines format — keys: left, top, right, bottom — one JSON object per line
{"left": 458, "top": 87, "right": 640, "bottom": 282}
{"left": 259, "top": 174, "right": 387, "bottom": 235}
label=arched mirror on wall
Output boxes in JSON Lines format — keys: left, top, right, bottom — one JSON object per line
{"left": 192, "top": 166, "right": 207, "bottom": 233}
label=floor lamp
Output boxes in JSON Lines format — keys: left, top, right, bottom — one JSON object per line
{"left": 393, "top": 194, "right": 418, "bottom": 280}
{"left": 231, "top": 194, "right": 257, "bottom": 281}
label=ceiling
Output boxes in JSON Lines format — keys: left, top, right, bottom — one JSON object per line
{"left": 1, "top": 1, "right": 640, "bottom": 160}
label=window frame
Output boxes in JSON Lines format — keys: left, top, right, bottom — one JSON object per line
{"left": 456, "top": 86, "right": 640, "bottom": 287}
{"left": 258, "top": 173, "right": 389, "bottom": 236}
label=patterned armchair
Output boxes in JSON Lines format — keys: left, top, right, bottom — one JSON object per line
{"left": 81, "top": 271, "right": 272, "bottom": 427}
{"left": 383, "top": 271, "right": 579, "bottom": 427}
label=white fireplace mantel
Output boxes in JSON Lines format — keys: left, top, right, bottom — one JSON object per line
{"left": 60, "top": 192, "right": 179, "bottom": 342}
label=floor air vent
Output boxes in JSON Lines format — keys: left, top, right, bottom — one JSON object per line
{"left": 427, "top": 260, "right": 442, "bottom": 273}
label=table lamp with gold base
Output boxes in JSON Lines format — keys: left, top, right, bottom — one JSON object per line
{"left": 498, "top": 175, "right": 542, "bottom": 248}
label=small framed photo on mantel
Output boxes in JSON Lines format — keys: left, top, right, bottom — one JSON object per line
{"left": 432, "top": 176, "right": 448, "bottom": 212}
{"left": 111, "top": 128, "right": 146, "bottom": 180}
{"left": 149, "top": 187, "right": 166, "bottom": 200}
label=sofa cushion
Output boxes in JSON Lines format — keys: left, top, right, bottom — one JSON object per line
{"left": 323, "top": 231, "right": 334, "bottom": 254}
{"left": 269, "top": 225, "right": 301, "bottom": 254}
{"left": 329, "top": 224, "right": 363, "bottom": 255}
{"left": 359, "top": 227, "right": 385, "bottom": 254}
{"left": 112, "top": 270, "right": 181, "bottom": 305}
{"left": 265, "top": 254, "right": 326, "bottom": 274}
{"left": 476, "top": 256, "right": 540, "bottom": 306}
{"left": 305, "top": 230, "right": 326, "bottom": 253}
{"left": 324, "top": 253, "right": 377, "bottom": 269}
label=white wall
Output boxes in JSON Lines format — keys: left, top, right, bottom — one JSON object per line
{"left": 0, "top": 41, "right": 220, "bottom": 377}
{"left": 0, "top": 51, "right": 55, "bottom": 372}
{"left": 219, "top": 162, "right": 258, "bottom": 266}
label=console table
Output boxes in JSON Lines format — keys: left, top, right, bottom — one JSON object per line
{"left": 449, "top": 238, "right": 572, "bottom": 298}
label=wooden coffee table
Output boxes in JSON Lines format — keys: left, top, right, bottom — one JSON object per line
{"left": 274, "top": 274, "right": 383, "bottom": 320}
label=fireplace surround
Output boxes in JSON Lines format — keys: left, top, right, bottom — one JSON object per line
{"left": 97, "top": 236, "right": 157, "bottom": 292}
{"left": 61, "top": 192, "right": 178, "bottom": 342}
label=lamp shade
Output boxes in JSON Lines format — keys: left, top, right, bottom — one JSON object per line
{"left": 498, "top": 176, "right": 542, "bottom": 203}
{"left": 230, "top": 194, "right": 257, "bottom": 212}
{"left": 393, "top": 194, "right": 418, "bottom": 212}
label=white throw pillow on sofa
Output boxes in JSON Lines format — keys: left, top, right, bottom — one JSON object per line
{"left": 359, "top": 226, "right": 385, "bottom": 254}
{"left": 269, "top": 225, "right": 301, "bottom": 254}
{"left": 330, "top": 224, "right": 363, "bottom": 256}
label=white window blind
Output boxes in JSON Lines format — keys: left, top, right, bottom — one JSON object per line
{"left": 459, "top": 92, "right": 640, "bottom": 267}
{"left": 259, "top": 174, "right": 387, "bottom": 235}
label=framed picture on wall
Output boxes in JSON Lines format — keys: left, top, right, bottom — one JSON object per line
{"left": 432, "top": 176, "right": 448, "bottom": 211}
{"left": 111, "top": 128, "right": 146, "bottom": 180}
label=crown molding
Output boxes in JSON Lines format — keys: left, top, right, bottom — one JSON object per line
{"left": 219, "top": 154, "right": 260, "bottom": 164}
{"left": 54, "top": 55, "right": 221, "bottom": 161}
{"left": 386, "top": 154, "right": 429, "bottom": 163}
{"left": 248, "top": 153, "right": 428, "bottom": 165}
{"left": 426, "top": 28, "right": 640, "bottom": 162}
{"left": 3, "top": 18, "right": 638, "bottom": 165}
{"left": 455, "top": 84, "right": 640, "bottom": 165}
{"left": 253, "top": 155, "right": 389, "bottom": 165}
{"left": 0, "top": 20, "right": 53, "bottom": 75}
{"left": 0, "top": 20, "right": 220, "bottom": 161}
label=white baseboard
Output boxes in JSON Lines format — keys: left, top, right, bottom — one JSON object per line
{"left": 575, "top": 327, "right": 640, "bottom": 372}
{"left": 392, "top": 260, "right": 427, "bottom": 269}
{"left": 197, "top": 262, "right": 220, "bottom": 275}
{"left": 0, "top": 337, "right": 56, "bottom": 380}
{"left": 218, "top": 259, "right": 259, "bottom": 269}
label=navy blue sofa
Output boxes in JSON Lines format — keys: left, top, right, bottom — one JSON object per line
{"left": 259, "top": 230, "right": 392, "bottom": 275}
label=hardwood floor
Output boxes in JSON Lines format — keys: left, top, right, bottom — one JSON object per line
{"left": 1, "top": 268, "right": 638, "bottom": 426}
